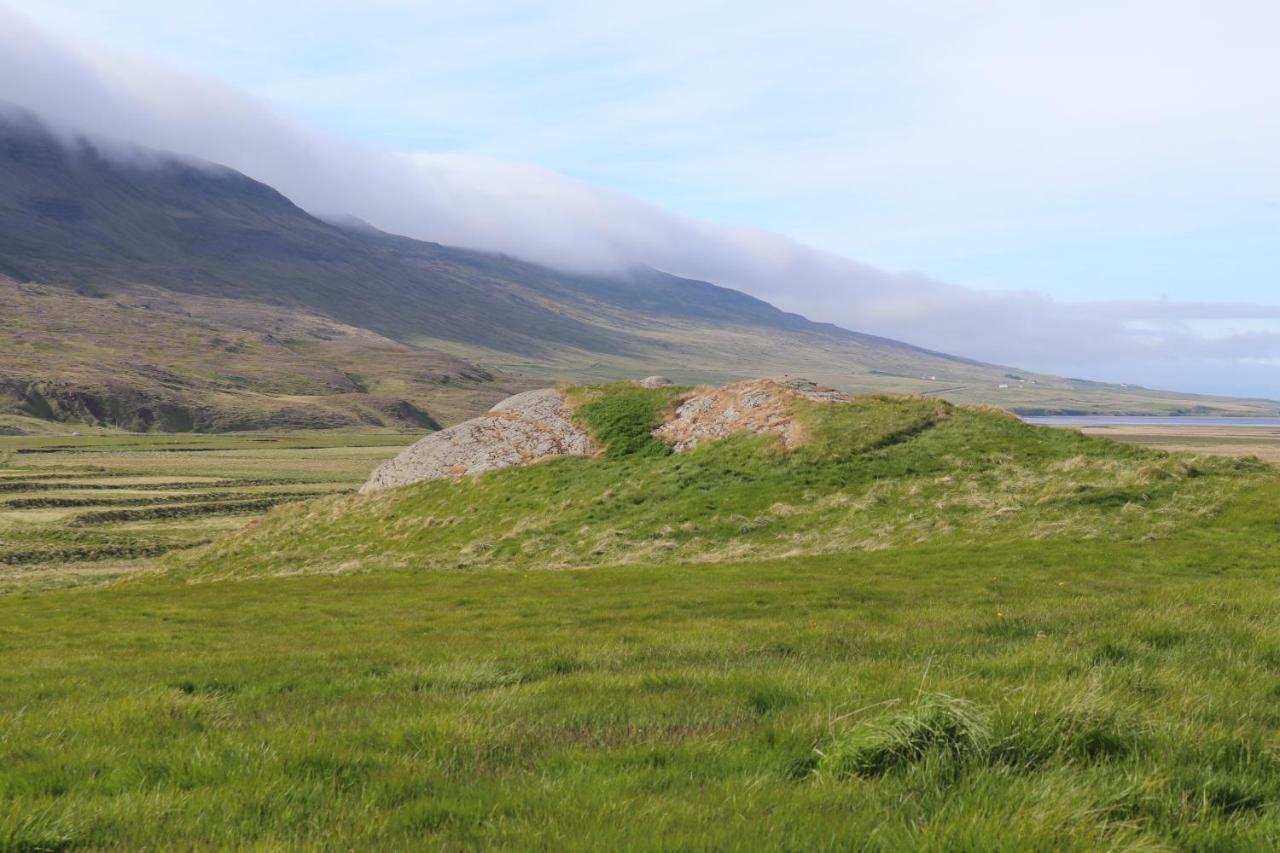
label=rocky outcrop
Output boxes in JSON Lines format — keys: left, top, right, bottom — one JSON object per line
{"left": 360, "top": 377, "right": 852, "bottom": 492}
{"left": 360, "top": 388, "right": 595, "bottom": 493}
{"left": 638, "top": 376, "right": 673, "bottom": 388}
{"left": 653, "top": 377, "right": 849, "bottom": 452}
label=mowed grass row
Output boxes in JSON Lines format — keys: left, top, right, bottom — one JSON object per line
{"left": 0, "top": 431, "right": 414, "bottom": 590}
{"left": 4, "top": 484, "right": 1280, "bottom": 849}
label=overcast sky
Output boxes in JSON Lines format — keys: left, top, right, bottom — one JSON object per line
{"left": 2, "top": 1, "right": 1278, "bottom": 397}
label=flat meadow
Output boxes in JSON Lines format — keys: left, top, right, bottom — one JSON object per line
{"left": 3, "top": 411, "right": 1280, "bottom": 849}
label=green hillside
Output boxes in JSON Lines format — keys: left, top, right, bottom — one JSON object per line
{"left": 0, "top": 412, "right": 89, "bottom": 436}
{"left": 174, "top": 384, "right": 1263, "bottom": 581}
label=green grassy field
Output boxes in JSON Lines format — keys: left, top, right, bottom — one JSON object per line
{"left": 4, "top": 393, "right": 1280, "bottom": 848}
{"left": 6, "top": 492, "right": 1280, "bottom": 849}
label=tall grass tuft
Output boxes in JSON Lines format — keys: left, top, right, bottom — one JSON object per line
{"left": 992, "top": 685, "right": 1150, "bottom": 769}
{"left": 816, "top": 692, "right": 992, "bottom": 778}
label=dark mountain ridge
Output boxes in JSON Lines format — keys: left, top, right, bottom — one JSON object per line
{"left": 1, "top": 106, "right": 1275, "bottom": 430}
{"left": 2, "top": 107, "right": 931, "bottom": 360}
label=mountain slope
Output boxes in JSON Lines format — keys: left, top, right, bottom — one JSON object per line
{"left": 0, "top": 279, "right": 520, "bottom": 431}
{"left": 0, "top": 108, "right": 959, "bottom": 362}
{"left": 1, "top": 107, "right": 1275, "bottom": 428}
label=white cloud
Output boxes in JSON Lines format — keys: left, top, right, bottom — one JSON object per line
{"left": 0, "top": 2, "right": 1277, "bottom": 399}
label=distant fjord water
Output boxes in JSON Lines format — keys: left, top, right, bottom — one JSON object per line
{"left": 1023, "top": 416, "right": 1280, "bottom": 427}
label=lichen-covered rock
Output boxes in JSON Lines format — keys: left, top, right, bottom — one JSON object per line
{"left": 360, "top": 377, "right": 850, "bottom": 492}
{"left": 360, "top": 388, "right": 595, "bottom": 493}
{"left": 771, "top": 376, "right": 851, "bottom": 403}
{"left": 653, "top": 377, "right": 849, "bottom": 452}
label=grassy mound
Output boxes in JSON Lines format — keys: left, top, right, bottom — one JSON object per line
{"left": 170, "top": 383, "right": 1264, "bottom": 580}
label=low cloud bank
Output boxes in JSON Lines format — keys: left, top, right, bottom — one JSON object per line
{"left": 1, "top": 4, "right": 1275, "bottom": 398}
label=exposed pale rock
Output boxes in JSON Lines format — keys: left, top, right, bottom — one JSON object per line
{"left": 638, "top": 376, "right": 673, "bottom": 388}
{"left": 360, "top": 388, "right": 595, "bottom": 493}
{"left": 653, "top": 377, "right": 849, "bottom": 452}
{"left": 772, "top": 376, "right": 851, "bottom": 402}
{"left": 360, "top": 377, "right": 850, "bottom": 492}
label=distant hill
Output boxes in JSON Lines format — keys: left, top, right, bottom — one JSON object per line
{"left": 1, "top": 106, "right": 1275, "bottom": 431}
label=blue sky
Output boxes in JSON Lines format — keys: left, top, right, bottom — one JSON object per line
{"left": 3, "top": 1, "right": 1278, "bottom": 395}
